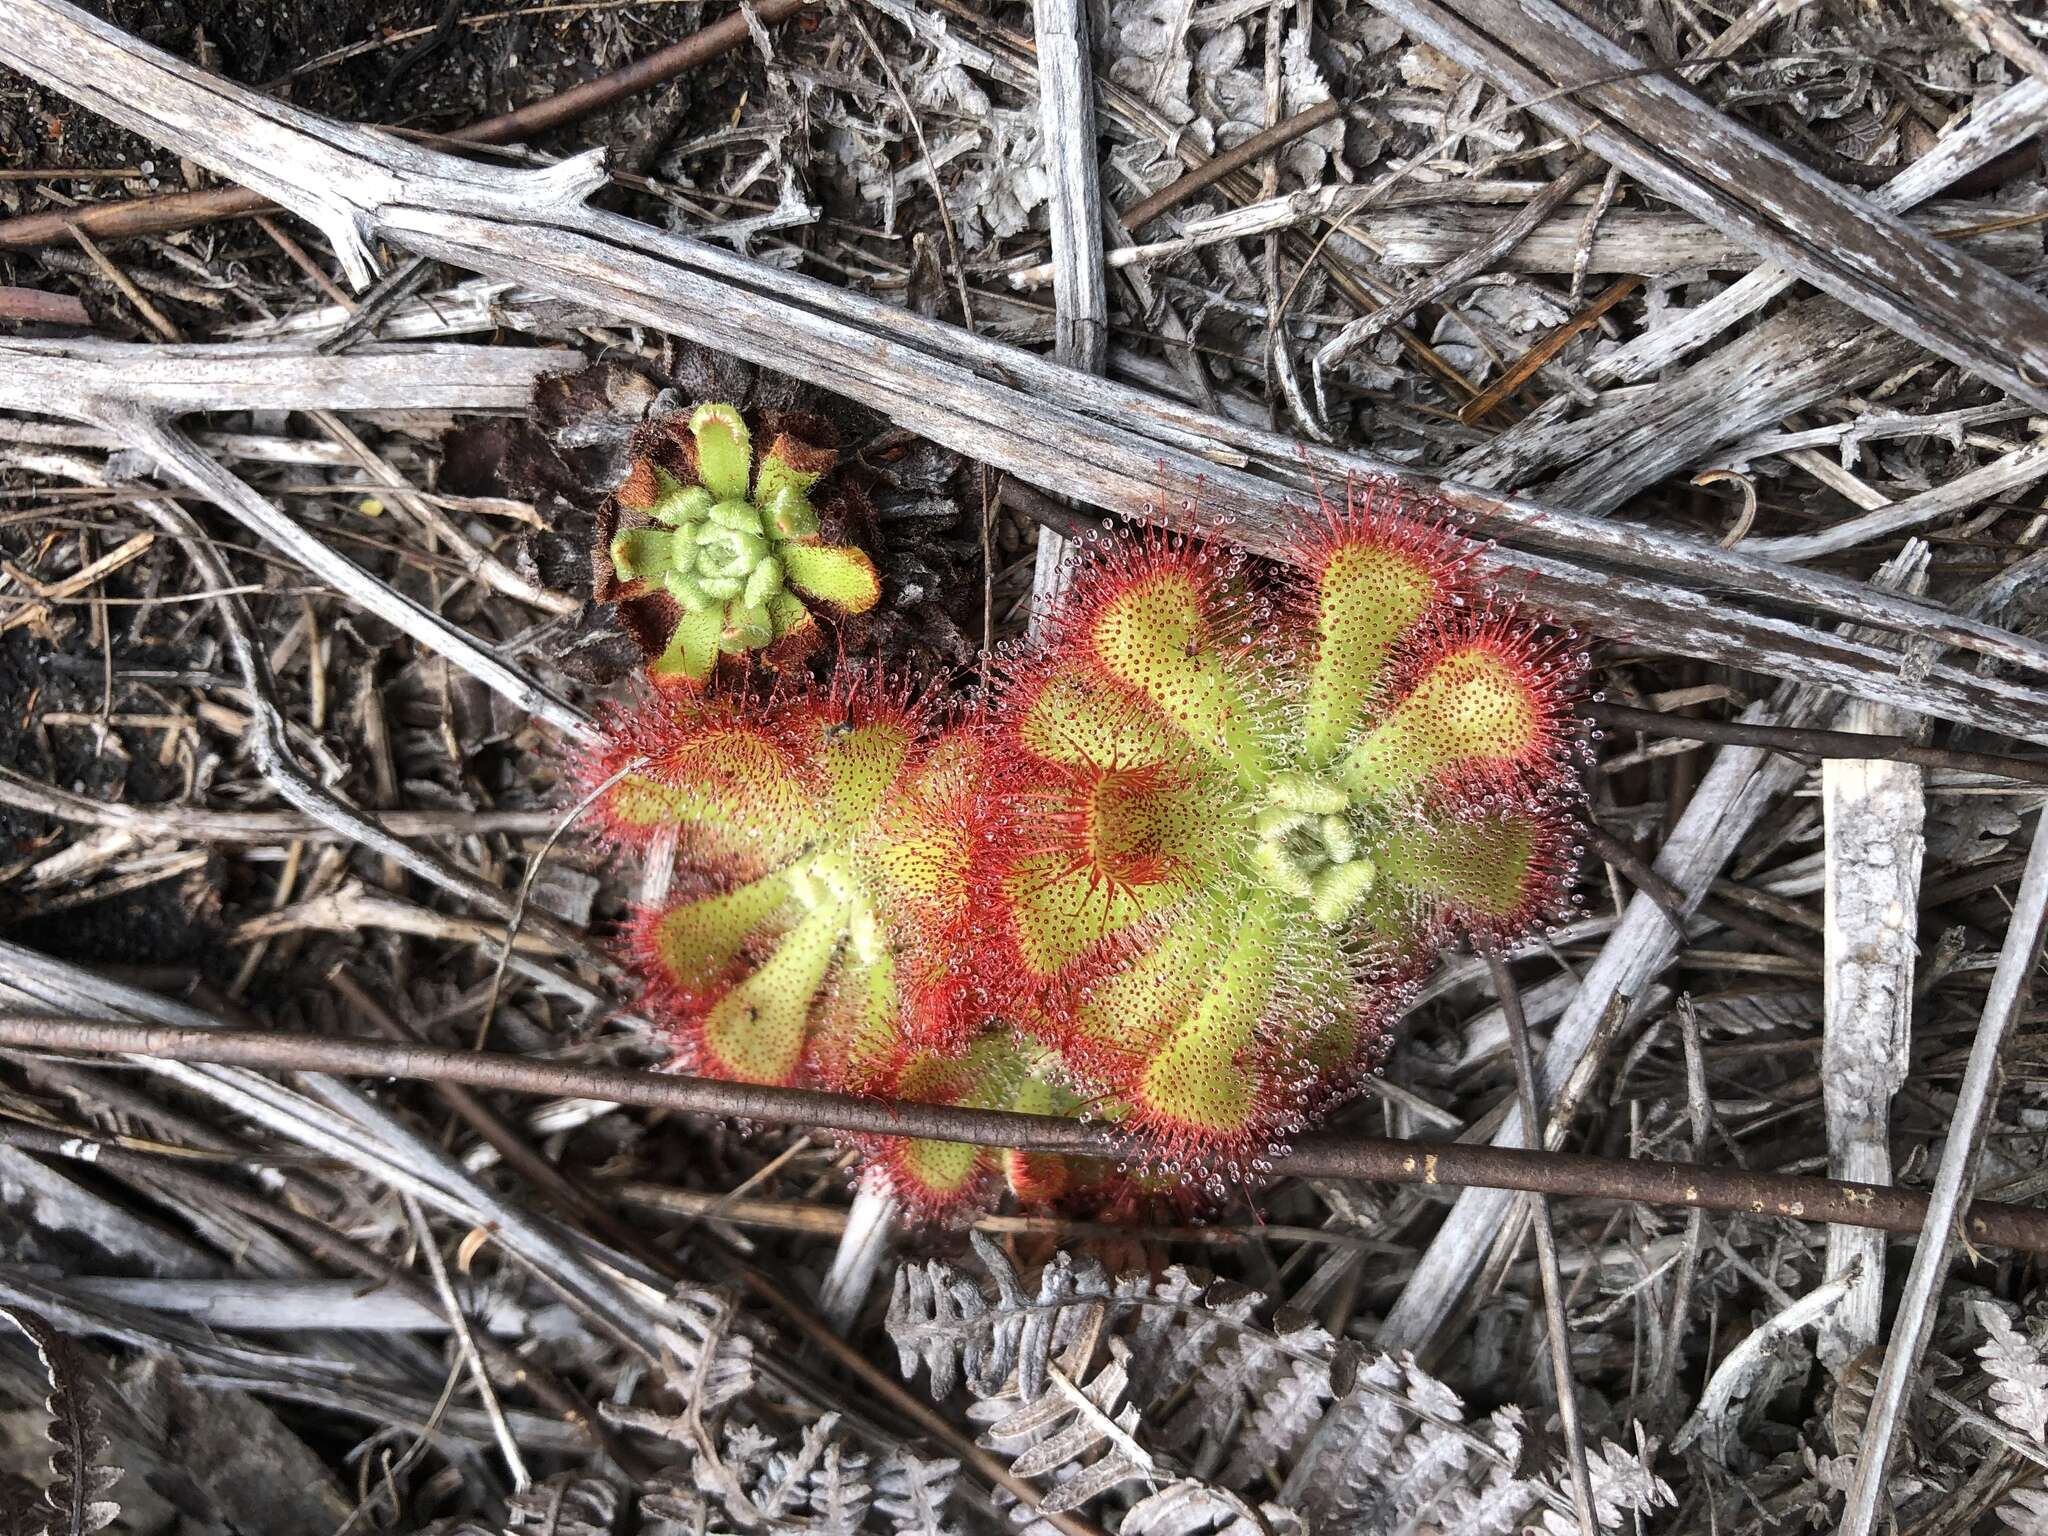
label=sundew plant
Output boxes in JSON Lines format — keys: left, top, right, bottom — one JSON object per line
{"left": 577, "top": 474, "right": 1588, "bottom": 1217}
{"left": 974, "top": 492, "right": 1587, "bottom": 1185}
{"left": 598, "top": 403, "right": 880, "bottom": 687}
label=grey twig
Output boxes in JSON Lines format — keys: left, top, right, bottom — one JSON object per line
{"left": 1486, "top": 943, "right": 1597, "bottom": 1536}
{"left": 1839, "top": 806, "right": 2048, "bottom": 1533}
{"left": 1025, "top": 0, "right": 1108, "bottom": 628}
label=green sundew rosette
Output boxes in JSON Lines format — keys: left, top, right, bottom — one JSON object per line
{"left": 1004, "top": 523, "right": 1575, "bottom": 1158}
{"left": 608, "top": 403, "right": 881, "bottom": 686}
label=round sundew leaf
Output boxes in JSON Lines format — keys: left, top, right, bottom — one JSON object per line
{"left": 1089, "top": 766, "right": 1212, "bottom": 877}
{"left": 782, "top": 542, "right": 882, "bottom": 614}
{"left": 1368, "top": 811, "right": 1553, "bottom": 930}
{"left": 816, "top": 718, "right": 917, "bottom": 829}
{"left": 872, "top": 769, "right": 975, "bottom": 923}
{"left": 1303, "top": 539, "right": 1439, "bottom": 765}
{"left": 649, "top": 604, "right": 725, "bottom": 688}
{"left": 1085, "top": 564, "right": 1269, "bottom": 788}
{"left": 859, "top": 1033, "right": 1026, "bottom": 1214}
{"left": 688, "top": 403, "right": 753, "bottom": 504}
{"left": 932, "top": 1032, "right": 1029, "bottom": 1111}
{"left": 1003, "top": 1146, "right": 1075, "bottom": 1205}
{"left": 810, "top": 948, "right": 902, "bottom": 1094}
{"left": 597, "top": 772, "right": 693, "bottom": 840}
{"left": 1001, "top": 1065, "right": 1096, "bottom": 1206}
{"left": 892, "top": 1135, "right": 985, "bottom": 1201}
{"left": 1011, "top": 666, "right": 1179, "bottom": 770}
{"left": 998, "top": 765, "right": 1227, "bottom": 977}
{"left": 753, "top": 432, "right": 835, "bottom": 508}
{"left": 695, "top": 899, "right": 843, "bottom": 1084}
{"left": 1001, "top": 849, "right": 1163, "bottom": 978}
{"left": 1130, "top": 887, "right": 1286, "bottom": 1138}
{"left": 1063, "top": 900, "right": 1224, "bottom": 1053}
{"left": 1339, "top": 644, "right": 1540, "bottom": 801}
{"left": 873, "top": 817, "right": 973, "bottom": 923}
{"left": 611, "top": 527, "right": 680, "bottom": 585}
{"left": 597, "top": 713, "right": 821, "bottom": 864}
{"left": 643, "top": 872, "right": 793, "bottom": 998}
{"left": 1285, "top": 922, "right": 1370, "bottom": 1077}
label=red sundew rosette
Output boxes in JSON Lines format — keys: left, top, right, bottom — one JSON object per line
{"left": 976, "top": 505, "right": 1591, "bottom": 1184}
{"left": 584, "top": 675, "right": 982, "bottom": 1089}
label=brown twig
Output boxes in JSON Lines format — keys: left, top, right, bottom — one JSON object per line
{"left": 607, "top": 1182, "right": 1401, "bottom": 1251}
{"left": 6, "top": 1016, "right": 2048, "bottom": 1254}
{"left": 254, "top": 214, "right": 355, "bottom": 309}
{"left": 1458, "top": 276, "right": 1640, "bottom": 424}
{"left": 1119, "top": 98, "right": 1341, "bottom": 232}
{"left": 1576, "top": 814, "right": 1824, "bottom": 965}
{"left": 0, "top": 0, "right": 813, "bottom": 252}
{"left": 1585, "top": 701, "right": 2048, "bottom": 785}
{"left": 66, "top": 222, "right": 181, "bottom": 340}
{"left": 1575, "top": 816, "right": 1690, "bottom": 933}
{"left": 0, "top": 285, "right": 90, "bottom": 326}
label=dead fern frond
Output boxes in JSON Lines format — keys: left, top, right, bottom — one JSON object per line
{"left": 1976, "top": 1300, "right": 2048, "bottom": 1445}
{"left": 0, "top": 1308, "right": 119, "bottom": 1536}
{"left": 871, "top": 1450, "right": 962, "bottom": 1536}
{"left": 882, "top": 1239, "right": 1690, "bottom": 1531}
{"left": 977, "top": 1339, "right": 1156, "bottom": 1514}
{"left": 886, "top": 1230, "right": 1133, "bottom": 1401}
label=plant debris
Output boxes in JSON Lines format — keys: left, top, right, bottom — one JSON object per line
{"left": 1, "top": 0, "right": 2047, "bottom": 1531}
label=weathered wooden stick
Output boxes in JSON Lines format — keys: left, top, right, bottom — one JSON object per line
{"left": 1372, "top": 0, "right": 2048, "bottom": 411}
{"left": 0, "top": 335, "right": 571, "bottom": 414}
{"left": 1585, "top": 77, "right": 2048, "bottom": 384}
{"left": 1816, "top": 552, "right": 1928, "bottom": 1368}
{"left": 0, "top": 0, "right": 814, "bottom": 252}
{"left": 1839, "top": 808, "right": 2048, "bottom": 1533}
{"left": 6, "top": 1, "right": 2047, "bottom": 740}
{"left": 1025, "top": 0, "right": 1107, "bottom": 627}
